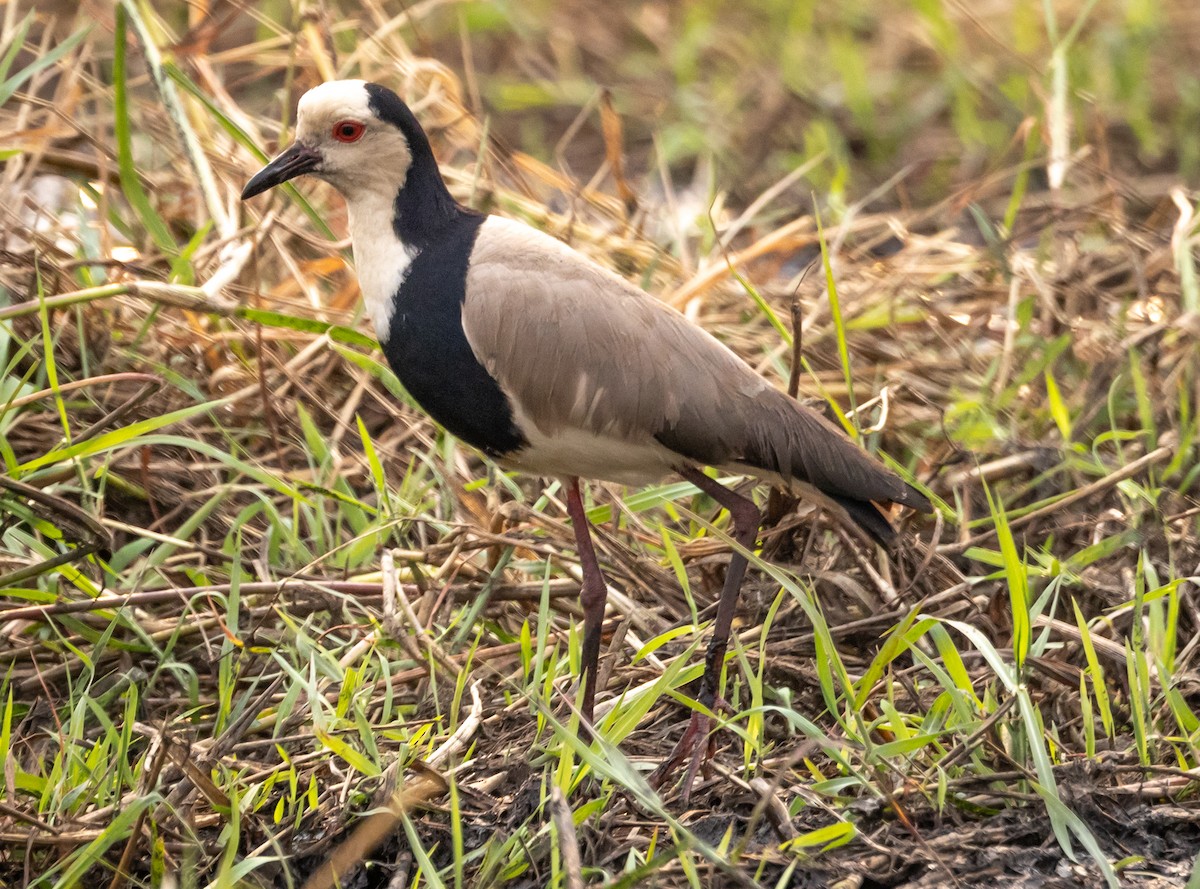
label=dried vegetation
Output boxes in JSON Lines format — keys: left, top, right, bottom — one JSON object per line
{"left": 1, "top": 1, "right": 1199, "bottom": 887}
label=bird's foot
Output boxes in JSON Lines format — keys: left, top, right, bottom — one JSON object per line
{"left": 648, "top": 695, "right": 731, "bottom": 804}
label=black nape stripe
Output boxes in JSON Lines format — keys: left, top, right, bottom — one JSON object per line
{"left": 364, "top": 82, "right": 474, "bottom": 248}
{"left": 381, "top": 214, "right": 527, "bottom": 458}
{"left": 363, "top": 84, "right": 524, "bottom": 458}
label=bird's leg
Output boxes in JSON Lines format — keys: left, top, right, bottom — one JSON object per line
{"left": 652, "top": 465, "right": 761, "bottom": 800}
{"left": 565, "top": 477, "right": 608, "bottom": 737}
{"left": 682, "top": 466, "right": 761, "bottom": 706}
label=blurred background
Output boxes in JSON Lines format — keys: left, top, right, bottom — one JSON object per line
{"left": 14, "top": 0, "right": 1200, "bottom": 223}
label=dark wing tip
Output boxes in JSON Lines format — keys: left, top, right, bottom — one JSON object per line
{"left": 894, "top": 481, "right": 933, "bottom": 514}
{"left": 831, "top": 480, "right": 931, "bottom": 546}
{"left": 830, "top": 495, "right": 897, "bottom": 546}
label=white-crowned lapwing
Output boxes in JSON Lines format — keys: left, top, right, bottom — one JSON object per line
{"left": 242, "top": 80, "right": 931, "bottom": 795}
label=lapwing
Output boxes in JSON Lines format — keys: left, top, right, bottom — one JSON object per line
{"left": 242, "top": 80, "right": 931, "bottom": 794}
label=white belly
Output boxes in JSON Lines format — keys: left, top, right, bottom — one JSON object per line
{"left": 499, "top": 419, "right": 681, "bottom": 485}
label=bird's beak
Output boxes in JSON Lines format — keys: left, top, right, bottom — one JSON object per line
{"left": 241, "top": 142, "right": 322, "bottom": 200}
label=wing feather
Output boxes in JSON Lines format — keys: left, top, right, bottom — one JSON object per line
{"left": 462, "top": 216, "right": 930, "bottom": 514}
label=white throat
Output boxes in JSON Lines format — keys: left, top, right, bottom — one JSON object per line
{"left": 345, "top": 190, "right": 416, "bottom": 341}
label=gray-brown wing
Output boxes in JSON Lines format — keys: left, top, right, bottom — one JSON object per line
{"left": 462, "top": 217, "right": 762, "bottom": 437}
{"left": 462, "top": 217, "right": 928, "bottom": 511}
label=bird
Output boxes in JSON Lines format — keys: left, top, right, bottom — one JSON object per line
{"left": 242, "top": 79, "right": 931, "bottom": 795}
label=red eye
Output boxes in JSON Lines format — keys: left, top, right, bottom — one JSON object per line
{"left": 332, "top": 120, "right": 365, "bottom": 142}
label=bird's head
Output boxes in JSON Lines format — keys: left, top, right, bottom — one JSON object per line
{"left": 241, "top": 80, "right": 427, "bottom": 203}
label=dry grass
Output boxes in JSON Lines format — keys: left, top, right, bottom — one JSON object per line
{"left": 2, "top": 1, "right": 1199, "bottom": 887}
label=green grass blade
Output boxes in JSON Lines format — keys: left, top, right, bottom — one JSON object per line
{"left": 113, "top": 6, "right": 177, "bottom": 257}
{"left": 0, "top": 20, "right": 88, "bottom": 106}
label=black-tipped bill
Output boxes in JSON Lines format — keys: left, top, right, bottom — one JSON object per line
{"left": 240, "top": 142, "right": 322, "bottom": 200}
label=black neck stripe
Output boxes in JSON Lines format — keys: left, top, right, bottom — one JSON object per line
{"left": 380, "top": 215, "right": 527, "bottom": 457}
{"left": 364, "top": 83, "right": 478, "bottom": 248}
{"left": 362, "top": 84, "right": 522, "bottom": 456}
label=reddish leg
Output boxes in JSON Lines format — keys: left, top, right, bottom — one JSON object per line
{"left": 565, "top": 477, "right": 608, "bottom": 735}
{"left": 652, "top": 465, "right": 761, "bottom": 801}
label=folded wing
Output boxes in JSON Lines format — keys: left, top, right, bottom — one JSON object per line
{"left": 462, "top": 217, "right": 930, "bottom": 540}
